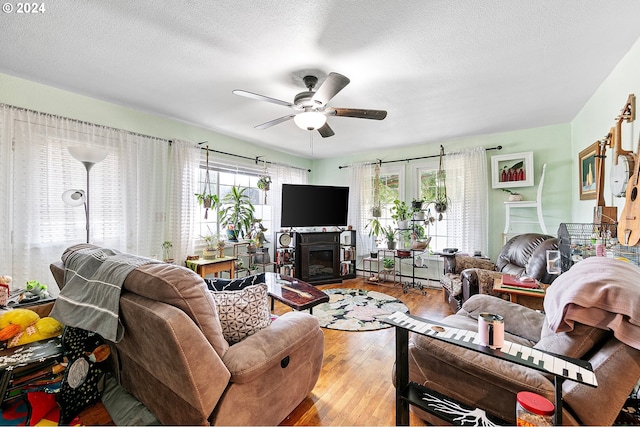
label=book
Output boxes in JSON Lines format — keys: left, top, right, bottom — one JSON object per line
{"left": 501, "top": 274, "right": 540, "bottom": 289}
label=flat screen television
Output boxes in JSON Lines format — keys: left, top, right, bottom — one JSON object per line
{"left": 281, "top": 184, "right": 349, "bottom": 228}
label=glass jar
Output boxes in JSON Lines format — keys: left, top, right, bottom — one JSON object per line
{"left": 516, "top": 391, "right": 554, "bottom": 426}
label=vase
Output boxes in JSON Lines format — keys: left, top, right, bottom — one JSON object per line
{"left": 398, "top": 220, "right": 410, "bottom": 229}
{"left": 509, "top": 194, "right": 523, "bottom": 201}
{"left": 254, "top": 248, "right": 270, "bottom": 264}
{"left": 203, "top": 248, "right": 216, "bottom": 260}
{"left": 226, "top": 229, "right": 238, "bottom": 242}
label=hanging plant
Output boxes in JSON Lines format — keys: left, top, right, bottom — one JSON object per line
{"left": 428, "top": 145, "right": 450, "bottom": 219}
{"left": 194, "top": 147, "right": 219, "bottom": 219}
{"left": 257, "top": 175, "right": 271, "bottom": 191}
{"left": 372, "top": 163, "right": 382, "bottom": 217}
{"left": 257, "top": 158, "right": 271, "bottom": 204}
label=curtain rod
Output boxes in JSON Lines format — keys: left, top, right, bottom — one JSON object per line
{"left": 2, "top": 103, "right": 173, "bottom": 143}
{"left": 197, "top": 141, "right": 311, "bottom": 173}
{"left": 337, "top": 145, "right": 502, "bottom": 169}
{"left": 2, "top": 103, "right": 310, "bottom": 173}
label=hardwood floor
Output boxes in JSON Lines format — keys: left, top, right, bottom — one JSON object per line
{"left": 78, "top": 277, "right": 453, "bottom": 426}
{"left": 277, "top": 277, "right": 453, "bottom": 426}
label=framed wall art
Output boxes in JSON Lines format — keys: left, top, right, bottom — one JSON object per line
{"left": 578, "top": 141, "right": 598, "bottom": 200}
{"left": 491, "top": 151, "right": 534, "bottom": 189}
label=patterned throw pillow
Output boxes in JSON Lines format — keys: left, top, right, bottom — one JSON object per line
{"left": 209, "top": 282, "right": 271, "bottom": 344}
{"left": 205, "top": 272, "right": 266, "bottom": 291}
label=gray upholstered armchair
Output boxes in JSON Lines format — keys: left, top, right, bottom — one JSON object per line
{"left": 441, "top": 233, "right": 558, "bottom": 312}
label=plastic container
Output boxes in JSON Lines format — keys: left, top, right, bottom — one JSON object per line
{"left": 516, "top": 391, "right": 554, "bottom": 426}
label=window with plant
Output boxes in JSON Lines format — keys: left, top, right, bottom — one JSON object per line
{"left": 417, "top": 161, "right": 450, "bottom": 251}
{"left": 366, "top": 166, "right": 402, "bottom": 246}
{"left": 194, "top": 153, "right": 271, "bottom": 249}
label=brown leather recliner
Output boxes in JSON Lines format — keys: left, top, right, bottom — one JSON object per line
{"left": 441, "top": 234, "right": 558, "bottom": 311}
{"left": 408, "top": 257, "right": 640, "bottom": 425}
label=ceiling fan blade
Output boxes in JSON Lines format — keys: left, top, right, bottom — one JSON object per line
{"left": 311, "top": 72, "right": 350, "bottom": 106}
{"left": 233, "top": 89, "right": 299, "bottom": 109}
{"left": 317, "top": 123, "right": 335, "bottom": 138}
{"left": 328, "top": 108, "right": 387, "bottom": 120}
{"left": 255, "top": 114, "right": 296, "bottom": 130}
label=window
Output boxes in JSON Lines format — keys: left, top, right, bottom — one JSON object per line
{"left": 369, "top": 165, "right": 404, "bottom": 246}
{"left": 416, "top": 162, "right": 449, "bottom": 251}
{"left": 194, "top": 157, "right": 270, "bottom": 248}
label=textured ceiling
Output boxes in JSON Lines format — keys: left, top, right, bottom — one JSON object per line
{"left": 2, "top": 1, "right": 640, "bottom": 159}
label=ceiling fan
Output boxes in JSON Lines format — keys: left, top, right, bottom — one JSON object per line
{"left": 233, "top": 72, "right": 387, "bottom": 138}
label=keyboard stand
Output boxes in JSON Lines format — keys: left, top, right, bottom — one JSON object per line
{"left": 384, "top": 311, "right": 597, "bottom": 426}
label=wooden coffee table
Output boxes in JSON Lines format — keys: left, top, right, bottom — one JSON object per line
{"left": 263, "top": 272, "right": 329, "bottom": 314}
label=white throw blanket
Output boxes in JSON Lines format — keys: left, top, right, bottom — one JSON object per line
{"left": 50, "top": 247, "right": 155, "bottom": 342}
{"left": 544, "top": 256, "right": 640, "bottom": 350}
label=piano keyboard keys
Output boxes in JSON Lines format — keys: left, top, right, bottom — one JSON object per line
{"left": 384, "top": 311, "right": 597, "bottom": 387}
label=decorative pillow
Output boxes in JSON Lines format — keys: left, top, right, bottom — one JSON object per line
{"left": 205, "top": 272, "right": 266, "bottom": 291}
{"left": 209, "top": 282, "right": 271, "bottom": 344}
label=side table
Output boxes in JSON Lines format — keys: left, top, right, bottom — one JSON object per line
{"left": 493, "top": 277, "right": 546, "bottom": 311}
{"left": 186, "top": 257, "right": 237, "bottom": 279}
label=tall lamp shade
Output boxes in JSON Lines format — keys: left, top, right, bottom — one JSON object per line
{"left": 68, "top": 146, "right": 108, "bottom": 169}
{"left": 64, "top": 146, "right": 108, "bottom": 243}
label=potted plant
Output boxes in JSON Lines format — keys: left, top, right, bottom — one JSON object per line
{"left": 391, "top": 199, "right": 411, "bottom": 229}
{"left": 219, "top": 186, "right": 255, "bottom": 242}
{"left": 257, "top": 175, "right": 272, "bottom": 204}
{"left": 412, "top": 197, "right": 425, "bottom": 220}
{"left": 161, "top": 241, "right": 173, "bottom": 263}
{"left": 257, "top": 175, "right": 271, "bottom": 191}
{"left": 382, "top": 225, "right": 397, "bottom": 250}
{"left": 195, "top": 149, "right": 219, "bottom": 219}
{"left": 411, "top": 197, "right": 424, "bottom": 211}
{"left": 195, "top": 193, "right": 220, "bottom": 219}
{"left": 202, "top": 234, "right": 216, "bottom": 259}
{"left": 502, "top": 188, "right": 523, "bottom": 201}
{"left": 382, "top": 257, "right": 395, "bottom": 270}
{"left": 366, "top": 217, "right": 384, "bottom": 241}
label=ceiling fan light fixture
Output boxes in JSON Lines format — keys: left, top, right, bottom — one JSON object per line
{"left": 294, "top": 111, "right": 327, "bottom": 131}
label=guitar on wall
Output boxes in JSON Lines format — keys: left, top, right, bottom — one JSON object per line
{"left": 611, "top": 94, "right": 636, "bottom": 198}
{"left": 618, "top": 131, "right": 640, "bottom": 246}
{"left": 593, "top": 133, "right": 617, "bottom": 230}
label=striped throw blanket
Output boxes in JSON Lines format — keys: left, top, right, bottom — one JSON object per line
{"left": 50, "top": 247, "right": 155, "bottom": 342}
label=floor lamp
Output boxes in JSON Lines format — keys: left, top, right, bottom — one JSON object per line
{"left": 62, "top": 146, "right": 108, "bottom": 243}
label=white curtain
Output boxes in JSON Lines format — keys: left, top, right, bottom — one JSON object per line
{"left": 348, "top": 162, "right": 374, "bottom": 256}
{"left": 165, "top": 139, "right": 200, "bottom": 263}
{"left": 269, "top": 163, "right": 308, "bottom": 233}
{"left": 444, "top": 146, "right": 489, "bottom": 255}
{"left": 0, "top": 104, "right": 197, "bottom": 292}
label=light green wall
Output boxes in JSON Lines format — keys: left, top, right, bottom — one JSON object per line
{"left": 572, "top": 37, "right": 640, "bottom": 224}
{"left": 0, "top": 73, "right": 313, "bottom": 171}
{"left": 7, "top": 30, "right": 640, "bottom": 262}
{"left": 312, "top": 124, "right": 573, "bottom": 258}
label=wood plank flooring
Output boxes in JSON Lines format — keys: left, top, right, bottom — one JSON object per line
{"left": 276, "top": 278, "right": 453, "bottom": 426}
{"left": 78, "top": 277, "right": 453, "bottom": 426}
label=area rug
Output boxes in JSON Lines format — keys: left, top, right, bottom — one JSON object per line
{"left": 310, "top": 288, "right": 409, "bottom": 331}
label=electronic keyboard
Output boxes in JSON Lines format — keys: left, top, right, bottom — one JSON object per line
{"left": 384, "top": 311, "right": 597, "bottom": 387}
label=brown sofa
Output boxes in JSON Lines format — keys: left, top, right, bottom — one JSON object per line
{"left": 441, "top": 233, "right": 558, "bottom": 311}
{"left": 50, "top": 244, "right": 325, "bottom": 426}
{"left": 407, "top": 257, "right": 640, "bottom": 425}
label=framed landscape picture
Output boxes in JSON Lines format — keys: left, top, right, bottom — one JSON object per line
{"left": 491, "top": 151, "right": 534, "bottom": 189}
{"left": 579, "top": 141, "right": 598, "bottom": 200}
